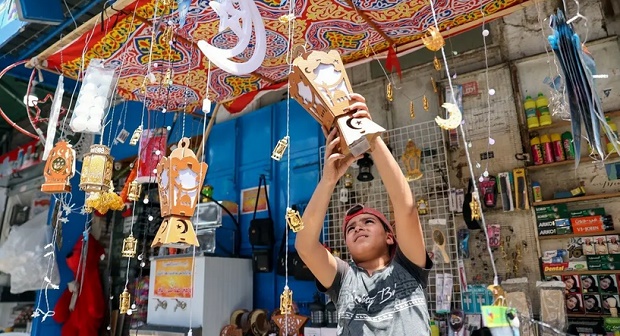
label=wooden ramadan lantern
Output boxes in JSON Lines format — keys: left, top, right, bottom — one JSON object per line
{"left": 41, "top": 141, "right": 76, "bottom": 193}
{"left": 152, "top": 138, "right": 208, "bottom": 248}
{"left": 289, "top": 49, "right": 385, "bottom": 157}
{"left": 79, "top": 144, "right": 114, "bottom": 193}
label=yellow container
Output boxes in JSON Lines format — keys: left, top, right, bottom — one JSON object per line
{"left": 524, "top": 96, "right": 539, "bottom": 129}
{"left": 606, "top": 116, "right": 619, "bottom": 154}
{"left": 536, "top": 93, "right": 552, "bottom": 126}
{"left": 430, "top": 321, "right": 440, "bottom": 336}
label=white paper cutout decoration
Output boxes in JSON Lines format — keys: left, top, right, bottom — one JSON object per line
{"left": 197, "top": 0, "right": 266, "bottom": 76}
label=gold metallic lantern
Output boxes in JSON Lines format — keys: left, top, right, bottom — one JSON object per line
{"left": 470, "top": 193, "right": 482, "bottom": 221}
{"left": 152, "top": 138, "right": 208, "bottom": 248}
{"left": 417, "top": 199, "right": 429, "bottom": 215}
{"left": 280, "top": 287, "right": 293, "bottom": 315}
{"left": 285, "top": 207, "right": 304, "bottom": 232}
{"left": 271, "top": 136, "right": 289, "bottom": 161}
{"left": 289, "top": 49, "right": 385, "bottom": 157}
{"left": 121, "top": 233, "right": 138, "bottom": 258}
{"left": 402, "top": 140, "right": 423, "bottom": 181}
{"left": 119, "top": 288, "right": 131, "bottom": 314}
{"left": 343, "top": 173, "right": 353, "bottom": 188}
{"left": 42, "top": 141, "right": 75, "bottom": 193}
{"left": 79, "top": 144, "right": 114, "bottom": 193}
{"left": 127, "top": 181, "right": 142, "bottom": 202}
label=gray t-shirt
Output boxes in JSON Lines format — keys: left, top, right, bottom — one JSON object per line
{"left": 318, "top": 249, "right": 433, "bottom": 335}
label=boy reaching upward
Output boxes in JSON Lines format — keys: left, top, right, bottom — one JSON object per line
{"left": 295, "top": 93, "right": 433, "bottom": 335}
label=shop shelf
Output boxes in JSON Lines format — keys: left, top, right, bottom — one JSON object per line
{"left": 538, "top": 230, "right": 620, "bottom": 240}
{"left": 532, "top": 192, "right": 620, "bottom": 206}
{"left": 544, "top": 269, "right": 620, "bottom": 276}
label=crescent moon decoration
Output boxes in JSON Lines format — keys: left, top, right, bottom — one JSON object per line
{"left": 197, "top": 0, "right": 267, "bottom": 76}
{"left": 345, "top": 117, "right": 363, "bottom": 130}
{"left": 435, "top": 102, "right": 463, "bottom": 130}
{"left": 178, "top": 219, "right": 189, "bottom": 234}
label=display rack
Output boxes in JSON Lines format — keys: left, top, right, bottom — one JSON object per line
{"left": 320, "top": 121, "right": 461, "bottom": 313}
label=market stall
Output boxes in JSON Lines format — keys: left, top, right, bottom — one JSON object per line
{"left": 0, "top": 0, "right": 619, "bottom": 335}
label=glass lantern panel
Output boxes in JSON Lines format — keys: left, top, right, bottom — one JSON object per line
{"left": 174, "top": 167, "right": 198, "bottom": 207}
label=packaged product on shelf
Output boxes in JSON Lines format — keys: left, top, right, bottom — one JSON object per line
{"left": 565, "top": 293, "right": 584, "bottom": 313}
{"left": 537, "top": 222, "right": 557, "bottom": 236}
{"left": 524, "top": 95, "right": 539, "bottom": 129}
{"left": 540, "top": 134, "right": 555, "bottom": 164}
{"left": 550, "top": 133, "right": 566, "bottom": 162}
{"left": 530, "top": 136, "right": 544, "bottom": 165}
{"left": 562, "top": 131, "right": 576, "bottom": 160}
{"left": 602, "top": 294, "right": 620, "bottom": 314}
{"left": 581, "top": 275, "right": 599, "bottom": 293}
{"left": 567, "top": 238, "right": 588, "bottom": 271}
{"left": 583, "top": 294, "right": 602, "bottom": 314}
{"left": 537, "top": 93, "right": 552, "bottom": 126}
{"left": 595, "top": 236, "right": 610, "bottom": 255}
{"left": 598, "top": 274, "right": 619, "bottom": 294}
{"left": 608, "top": 235, "right": 620, "bottom": 255}
{"left": 532, "top": 181, "right": 543, "bottom": 202}
{"left": 571, "top": 215, "right": 614, "bottom": 234}
{"left": 562, "top": 274, "right": 581, "bottom": 293}
{"left": 535, "top": 204, "right": 569, "bottom": 217}
{"left": 583, "top": 237, "right": 597, "bottom": 255}
{"left": 569, "top": 208, "right": 606, "bottom": 218}
{"left": 555, "top": 218, "right": 572, "bottom": 235}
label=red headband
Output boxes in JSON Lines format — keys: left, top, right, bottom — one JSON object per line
{"left": 343, "top": 205, "right": 397, "bottom": 256}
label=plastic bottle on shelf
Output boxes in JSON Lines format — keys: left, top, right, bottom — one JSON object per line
{"left": 430, "top": 321, "right": 440, "bottom": 336}
{"left": 605, "top": 116, "right": 619, "bottom": 154}
{"left": 524, "top": 96, "right": 539, "bottom": 129}
{"left": 562, "top": 131, "right": 575, "bottom": 160}
{"left": 550, "top": 133, "right": 566, "bottom": 162}
{"left": 536, "top": 93, "right": 552, "bottom": 126}
{"left": 532, "top": 181, "right": 543, "bottom": 202}
{"left": 530, "top": 136, "right": 544, "bottom": 165}
{"left": 540, "top": 134, "right": 554, "bottom": 164}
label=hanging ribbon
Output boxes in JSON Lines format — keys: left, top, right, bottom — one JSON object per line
{"left": 385, "top": 46, "right": 402, "bottom": 80}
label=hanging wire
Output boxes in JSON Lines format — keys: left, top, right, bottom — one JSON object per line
{"left": 427, "top": 0, "right": 499, "bottom": 286}
{"left": 480, "top": 10, "right": 494, "bottom": 179}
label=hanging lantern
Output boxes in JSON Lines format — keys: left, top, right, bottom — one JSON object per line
{"left": 417, "top": 199, "right": 429, "bottom": 215}
{"left": 357, "top": 153, "right": 374, "bottom": 182}
{"left": 127, "top": 181, "right": 142, "bottom": 202}
{"left": 121, "top": 233, "right": 138, "bottom": 258}
{"left": 343, "top": 173, "right": 353, "bottom": 188}
{"left": 201, "top": 184, "right": 214, "bottom": 202}
{"left": 285, "top": 207, "right": 304, "bottom": 232}
{"left": 309, "top": 295, "right": 325, "bottom": 327}
{"left": 402, "top": 140, "right": 423, "bottom": 181}
{"left": 271, "top": 136, "right": 289, "bottom": 161}
{"left": 280, "top": 287, "right": 293, "bottom": 315}
{"left": 79, "top": 144, "right": 114, "bottom": 193}
{"left": 152, "top": 138, "right": 208, "bottom": 248}
{"left": 41, "top": 141, "right": 75, "bottom": 193}
{"left": 289, "top": 49, "right": 385, "bottom": 157}
{"left": 325, "top": 300, "right": 337, "bottom": 327}
{"left": 119, "top": 288, "right": 131, "bottom": 314}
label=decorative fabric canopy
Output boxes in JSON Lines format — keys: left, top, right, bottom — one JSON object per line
{"left": 40, "top": 0, "right": 529, "bottom": 114}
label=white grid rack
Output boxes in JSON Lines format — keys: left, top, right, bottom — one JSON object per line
{"left": 319, "top": 120, "right": 461, "bottom": 314}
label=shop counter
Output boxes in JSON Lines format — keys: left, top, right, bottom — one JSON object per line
{"left": 146, "top": 255, "right": 252, "bottom": 336}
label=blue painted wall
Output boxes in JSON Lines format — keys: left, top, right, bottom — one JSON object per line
{"left": 206, "top": 99, "right": 323, "bottom": 312}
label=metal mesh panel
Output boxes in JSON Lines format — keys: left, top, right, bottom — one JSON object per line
{"left": 320, "top": 120, "right": 461, "bottom": 314}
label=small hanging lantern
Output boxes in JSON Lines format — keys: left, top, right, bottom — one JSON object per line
{"left": 121, "top": 233, "right": 138, "bottom": 258}
{"left": 470, "top": 193, "right": 482, "bottom": 221}
{"left": 433, "top": 57, "right": 442, "bottom": 71}
{"left": 357, "top": 153, "right": 374, "bottom": 182}
{"left": 343, "top": 173, "right": 353, "bottom": 188}
{"left": 386, "top": 82, "right": 393, "bottom": 102}
{"left": 129, "top": 125, "right": 143, "bottom": 146}
{"left": 271, "top": 136, "right": 289, "bottom": 161}
{"left": 127, "top": 181, "right": 142, "bottom": 202}
{"left": 201, "top": 184, "right": 214, "bottom": 202}
{"left": 152, "top": 138, "right": 208, "bottom": 248}
{"left": 431, "top": 76, "right": 438, "bottom": 93}
{"left": 309, "top": 294, "right": 325, "bottom": 327}
{"left": 325, "top": 300, "right": 337, "bottom": 327}
{"left": 409, "top": 101, "right": 415, "bottom": 120}
{"left": 423, "top": 95, "right": 429, "bottom": 111}
{"left": 119, "top": 288, "right": 131, "bottom": 314}
{"left": 79, "top": 144, "right": 114, "bottom": 193}
{"left": 417, "top": 199, "right": 429, "bottom": 215}
{"left": 41, "top": 141, "right": 75, "bottom": 194}
{"left": 402, "top": 140, "right": 423, "bottom": 181}
{"left": 280, "top": 286, "right": 293, "bottom": 315}
{"left": 285, "top": 207, "right": 304, "bottom": 232}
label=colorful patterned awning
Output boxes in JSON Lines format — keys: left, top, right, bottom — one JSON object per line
{"left": 39, "top": 0, "right": 529, "bottom": 114}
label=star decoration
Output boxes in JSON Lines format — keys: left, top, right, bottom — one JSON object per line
{"left": 62, "top": 204, "right": 73, "bottom": 215}
{"left": 58, "top": 217, "right": 69, "bottom": 224}
{"left": 79, "top": 207, "right": 88, "bottom": 215}
{"left": 211, "top": 0, "right": 244, "bottom": 36}
{"left": 272, "top": 314, "right": 307, "bottom": 336}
